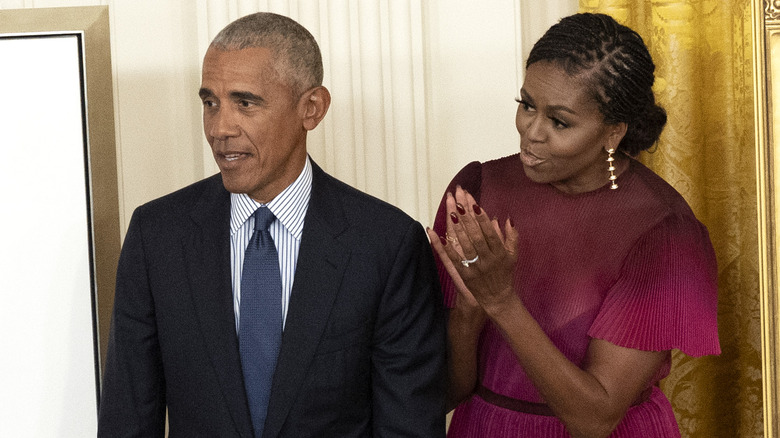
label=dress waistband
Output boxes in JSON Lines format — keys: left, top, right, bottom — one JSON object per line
{"left": 475, "top": 384, "right": 653, "bottom": 417}
{"left": 475, "top": 385, "right": 555, "bottom": 416}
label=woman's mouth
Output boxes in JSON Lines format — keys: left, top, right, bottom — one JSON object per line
{"left": 520, "top": 148, "right": 544, "bottom": 167}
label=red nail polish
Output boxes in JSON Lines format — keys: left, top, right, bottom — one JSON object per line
{"left": 439, "top": 236, "right": 447, "bottom": 246}
{"left": 456, "top": 203, "right": 466, "bottom": 215}
{"left": 509, "top": 217, "right": 515, "bottom": 227}
{"left": 450, "top": 213, "right": 459, "bottom": 224}
{"left": 473, "top": 204, "right": 482, "bottom": 215}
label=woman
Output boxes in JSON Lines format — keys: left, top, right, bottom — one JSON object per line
{"left": 428, "top": 13, "right": 720, "bottom": 438}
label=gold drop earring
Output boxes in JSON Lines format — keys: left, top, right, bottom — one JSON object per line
{"left": 607, "top": 148, "right": 618, "bottom": 190}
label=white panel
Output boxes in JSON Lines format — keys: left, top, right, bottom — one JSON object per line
{"left": 387, "top": 0, "right": 420, "bottom": 215}
{"left": 378, "top": 0, "right": 396, "bottom": 201}
{"left": 0, "top": 34, "right": 97, "bottom": 438}
{"left": 265, "top": 0, "right": 290, "bottom": 16}
{"left": 238, "top": 0, "right": 261, "bottom": 17}
{"left": 0, "top": 0, "right": 26, "bottom": 8}
{"left": 514, "top": 0, "right": 525, "bottom": 95}
{"left": 516, "top": 0, "right": 579, "bottom": 93}
{"left": 421, "top": 0, "right": 521, "bottom": 221}
{"left": 356, "top": 0, "right": 387, "bottom": 200}
{"left": 347, "top": 0, "right": 366, "bottom": 189}
{"left": 408, "top": 0, "right": 431, "bottom": 221}
{"left": 311, "top": 0, "right": 337, "bottom": 171}
{"left": 295, "top": 1, "right": 327, "bottom": 165}
{"left": 194, "top": 0, "right": 430, "bottom": 219}
{"left": 325, "top": 0, "right": 358, "bottom": 185}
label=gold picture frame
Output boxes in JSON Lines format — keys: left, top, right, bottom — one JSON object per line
{"left": 755, "top": 0, "right": 780, "bottom": 436}
{"left": 0, "top": 5, "right": 119, "bottom": 397}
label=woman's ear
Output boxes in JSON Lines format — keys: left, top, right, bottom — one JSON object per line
{"left": 300, "top": 86, "right": 331, "bottom": 131}
{"left": 605, "top": 122, "right": 628, "bottom": 152}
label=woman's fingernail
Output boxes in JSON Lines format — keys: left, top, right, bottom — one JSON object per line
{"left": 450, "top": 213, "right": 459, "bottom": 224}
{"left": 473, "top": 204, "right": 482, "bottom": 215}
{"left": 439, "top": 236, "right": 447, "bottom": 246}
{"left": 509, "top": 217, "right": 515, "bottom": 228}
{"left": 456, "top": 203, "right": 466, "bottom": 215}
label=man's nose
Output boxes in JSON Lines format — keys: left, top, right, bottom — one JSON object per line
{"left": 207, "top": 108, "right": 240, "bottom": 139}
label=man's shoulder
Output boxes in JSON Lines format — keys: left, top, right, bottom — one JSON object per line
{"left": 313, "top": 168, "right": 415, "bottom": 226}
{"left": 133, "top": 174, "right": 227, "bottom": 220}
{"left": 143, "top": 173, "right": 223, "bottom": 205}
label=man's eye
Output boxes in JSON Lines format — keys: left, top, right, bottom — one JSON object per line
{"left": 239, "top": 100, "right": 252, "bottom": 108}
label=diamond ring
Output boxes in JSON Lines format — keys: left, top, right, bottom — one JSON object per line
{"left": 461, "top": 255, "right": 479, "bottom": 267}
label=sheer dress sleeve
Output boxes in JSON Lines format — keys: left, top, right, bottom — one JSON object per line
{"left": 588, "top": 213, "right": 720, "bottom": 357}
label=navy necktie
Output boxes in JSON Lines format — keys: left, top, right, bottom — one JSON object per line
{"left": 239, "top": 207, "right": 282, "bottom": 438}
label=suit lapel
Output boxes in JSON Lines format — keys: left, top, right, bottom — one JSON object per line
{"left": 184, "top": 175, "right": 254, "bottom": 437}
{"left": 263, "top": 163, "right": 351, "bottom": 438}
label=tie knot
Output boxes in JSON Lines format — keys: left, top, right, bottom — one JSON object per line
{"left": 252, "top": 207, "right": 275, "bottom": 231}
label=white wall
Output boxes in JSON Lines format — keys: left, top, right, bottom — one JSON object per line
{"left": 1, "top": 0, "right": 575, "bottom": 230}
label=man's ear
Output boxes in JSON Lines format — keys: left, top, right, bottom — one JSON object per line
{"left": 300, "top": 86, "right": 331, "bottom": 131}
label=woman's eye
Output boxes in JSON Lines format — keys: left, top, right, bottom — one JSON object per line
{"left": 516, "top": 99, "right": 533, "bottom": 111}
{"left": 552, "top": 118, "right": 568, "bottom": 129}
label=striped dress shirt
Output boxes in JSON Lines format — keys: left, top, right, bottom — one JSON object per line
{"left": 229, "top": 158, "right": 312, "bottom": 333}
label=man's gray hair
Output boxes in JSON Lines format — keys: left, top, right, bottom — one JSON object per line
{"left": 210, "top": 12, "right": 324, "bottom": 97}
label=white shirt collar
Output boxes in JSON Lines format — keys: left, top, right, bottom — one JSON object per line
{"left": 229, "top": 156, "right": 312, "bottom": 239}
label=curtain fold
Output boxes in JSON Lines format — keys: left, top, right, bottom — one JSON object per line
{"left": 196, "top": 0, "right": 432, "bottom": 223}
{"left": 579, "top": 1, "right": 760, "bottom": 436}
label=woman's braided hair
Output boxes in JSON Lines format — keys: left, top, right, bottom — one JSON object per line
{"left": 526, "top": 13, "right": 667, "bottom": 156}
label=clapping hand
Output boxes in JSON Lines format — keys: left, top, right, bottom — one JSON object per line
{"left": 427, "top": 186, "right": 519, "bottom": 315}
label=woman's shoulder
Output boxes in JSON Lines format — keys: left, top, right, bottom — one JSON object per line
{"left": 625, "top": 159, "right": 699, "bottom": 219}
{"left": 450, "top": 153, "right": 523, "bottom": 200}
{"left": 483, "top": 153, "right": 522, "bottom": 171}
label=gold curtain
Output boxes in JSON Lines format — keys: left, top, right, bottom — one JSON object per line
{"left": 578, "top": 1, "right": 760, "bottom": 436}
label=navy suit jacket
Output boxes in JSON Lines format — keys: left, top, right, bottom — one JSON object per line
{"left": 98, "top": 161, "right": 446, "bottom": 437}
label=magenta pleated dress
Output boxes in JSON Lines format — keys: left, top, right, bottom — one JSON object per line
{"left": 432, "top": 154, "right": 720, "bottom": 437}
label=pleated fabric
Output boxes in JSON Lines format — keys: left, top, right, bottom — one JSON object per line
{"left": 432, "top": 154, "right": 720, "bottom": 437}
{"left": 448, "top": 387, "right": 680, "bottom": 438}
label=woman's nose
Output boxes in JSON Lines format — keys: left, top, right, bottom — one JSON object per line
{"left": 520, "top": 114, "right": 545, "bottom": 143}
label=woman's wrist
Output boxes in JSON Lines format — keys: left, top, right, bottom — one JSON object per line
{"left": 451, "top": 301, "right": 487, "bottom": 332}
{"left": 482, "top": 288, "right": 524, "bottom": 323}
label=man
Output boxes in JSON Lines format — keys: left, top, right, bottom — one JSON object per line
{"left": 98, "top": 12, "right": 446, "bottom": 437}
